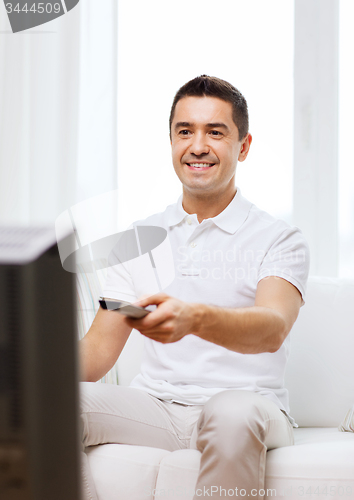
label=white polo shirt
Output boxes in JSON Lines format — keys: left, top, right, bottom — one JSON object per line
{"left": 102, "top": 189, "right": 310, "bottom": 424}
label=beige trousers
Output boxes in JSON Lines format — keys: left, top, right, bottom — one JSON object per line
{"left": 80, "top": 382, "right": 294, "bottom": 500}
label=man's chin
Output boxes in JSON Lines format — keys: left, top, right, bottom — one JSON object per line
{"left": 182, "top": 182, "right": 217, "bottom": 196}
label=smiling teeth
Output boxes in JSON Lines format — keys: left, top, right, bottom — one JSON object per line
{"left": 189, "top": 163, "right": 213, "bottom": 168}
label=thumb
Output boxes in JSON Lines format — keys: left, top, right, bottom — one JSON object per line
{"left": 134, "top": 293, "right": 169, "bottom": 308}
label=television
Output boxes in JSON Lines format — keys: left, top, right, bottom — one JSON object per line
{"left": 0, "top": 226, "right": 81, "bottom": 500}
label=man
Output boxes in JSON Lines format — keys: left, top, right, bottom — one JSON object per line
{"left": 80, "top": 75, "right": 309, "bottom": 500}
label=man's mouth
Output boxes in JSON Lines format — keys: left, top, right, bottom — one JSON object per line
{"left": 186, "top": 163, "right": 215, "bottom": 169}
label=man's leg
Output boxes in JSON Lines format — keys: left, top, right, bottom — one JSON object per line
{"left": 191, "top": 390, "right": 294, "bottom": 500}
{"left": 80, "top": 381, "right": 201, "bottom": 500}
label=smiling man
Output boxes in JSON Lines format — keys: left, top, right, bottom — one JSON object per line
{"left": 171, "top": 94, "right": 251, "bottom": 220}
{"left": 80, "top": 76, "right": 309, "bottom": 500}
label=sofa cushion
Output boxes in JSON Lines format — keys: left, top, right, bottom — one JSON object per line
{"left": 86, "top": 428, "right": 354, "bottom": 500}
{"left": 285, "top": 277, "right": 354, "bottom": 427}
{"left": 86, "top": 444, "right": 171, "bottom": 500}
{"left": 155, "top": 450, "right": 201, "bottom": 498}
{"left": 266, "top": 428, "right": 354, "bottom": 498}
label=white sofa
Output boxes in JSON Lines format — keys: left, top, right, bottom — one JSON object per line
{"left": 82, "top": 277, "right": 354, "bottom": 499}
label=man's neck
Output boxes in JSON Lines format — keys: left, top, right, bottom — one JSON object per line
{"left": 182, "top": 187, "right": 237, "bottom": 223}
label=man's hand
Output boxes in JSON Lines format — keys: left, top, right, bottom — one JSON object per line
{"left": 125, "top": 294, "right": 200, "bottom": 344}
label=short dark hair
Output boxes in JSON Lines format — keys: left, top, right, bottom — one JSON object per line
{"left": 169, "top": 75, "right": 249, "bottom": 140}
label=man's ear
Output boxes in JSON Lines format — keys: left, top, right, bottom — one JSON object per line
{"left": 238, "top": 133, "right": 252, "bottom": 162}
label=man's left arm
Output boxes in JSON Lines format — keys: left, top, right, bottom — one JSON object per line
{"left": 125, "top": 276, "right": 302, "bottom": 354}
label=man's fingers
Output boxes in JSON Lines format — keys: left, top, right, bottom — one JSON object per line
{"left": 127, "top": 294, "right": 187, "bottom": 344}
{"left": 140, "top": 330, "right": 174, "bottom": 343}
{"left": 134, "top": 293, "right": 170, "bottom": 308}
{"left": 128, "top": 294, "right": 173, "bottom": 328}
{"left": 140, "top": 322, "right": 174, "bottom": 336}
{"left": 125, "top": 310, "right": 168, "bottom": 330}
{"left": 126, "top": 314, "right": 175, "bottom": 336}
{"left": 141, "top": 334, "right": 169, "bottom": 343}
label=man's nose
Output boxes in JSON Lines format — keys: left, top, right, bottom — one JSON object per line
{"left": 190, "top": 132, "right": 209, "bottom": 156}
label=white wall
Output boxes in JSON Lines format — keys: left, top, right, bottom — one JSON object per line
{"left": 117, "top": 0, "right": 294, "bottom": 228}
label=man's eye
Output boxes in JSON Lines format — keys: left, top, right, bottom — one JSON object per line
{"left": 179, "top": 130, "right": 191, "bottom": 136}
{"left": 210, "top": 130, "right": 222, "bottom": 136}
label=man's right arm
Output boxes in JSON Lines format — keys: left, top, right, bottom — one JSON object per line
{"left": 79, "top": 306, "right": 132, "bottom": 382}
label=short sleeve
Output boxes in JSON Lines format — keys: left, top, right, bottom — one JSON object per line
{"left": 101, "top": 260, "right": 138, "bottom": 303}
{"left": 101, "top": 229, "right": 138, "bottom": 302}
{"left": 257, "top": 227, "right": 310, "bottom": 305}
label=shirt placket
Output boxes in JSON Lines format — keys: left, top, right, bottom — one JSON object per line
{"left": 179, "top": 218, "right": 212, "bottom": 277}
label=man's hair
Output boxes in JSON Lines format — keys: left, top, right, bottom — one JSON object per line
{"left": 169, "top": 75, "right": 249, "bottom": 140}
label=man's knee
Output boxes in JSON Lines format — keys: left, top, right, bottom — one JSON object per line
{"left": 80, "top": 381, "right": 102, "bottom": 413}
{"left": 194, "top": 391, "right": 268, "bottom": 459}
{"left": 79, "top": 382, "right": 97, "bottom": 447}
{"left": 79, "top": 380, "right": 124, "bottom": 414}
{"left": 198, "top": 390, "right": 267, "bottom": 436}
{"left": 79, "top": 381, "right": 124, "bottom": 447}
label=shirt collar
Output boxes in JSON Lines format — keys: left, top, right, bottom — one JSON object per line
{"left": 167, "top": 188, "right": 252, "bottom": 234}
{"left": 167, "top": 194, "right": 188, "bottom": 227}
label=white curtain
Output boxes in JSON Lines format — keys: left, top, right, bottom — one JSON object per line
{"left": 0, "top": 0, "right": 119, "bottom": 383}
{"left": 0, "top": 0, "right": 118, "bottom": 226}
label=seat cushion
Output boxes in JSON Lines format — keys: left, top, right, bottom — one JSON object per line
{"left": 86, "top": 428, "right": 354, "bottom": 500}
{"left": 86, "top": 444, "right": 171, "bottom": 500}
{"left": 154, "top": 449, "right": 201, "bottom": 498}
{"left": 266, "top": 428, "right": 354, "bottom": 498}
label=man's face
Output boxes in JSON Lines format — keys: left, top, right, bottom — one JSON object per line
{"left": 170, "top": 96, "right": 251, "bottom": 199}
